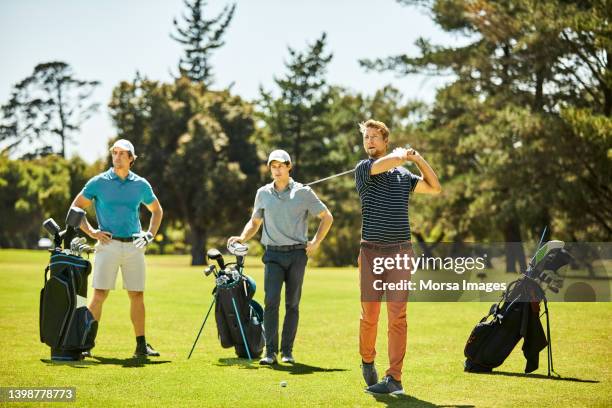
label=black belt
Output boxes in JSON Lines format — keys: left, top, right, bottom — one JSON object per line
{"left": 360, "top": 241, "right": 412, "bottom": 252}
{"left": 266, "top": 244, "right": 307, "bottom": 252}
{"left": 112, "top": 236, "right": 133, "bottom": 242}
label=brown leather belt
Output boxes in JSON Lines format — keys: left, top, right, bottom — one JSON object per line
{"left": 360, "top": 241, "right": 412, "bottom": 253}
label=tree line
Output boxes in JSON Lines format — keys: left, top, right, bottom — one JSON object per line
{"left": 1, "top": 0, "right": 610, "bottom": 268}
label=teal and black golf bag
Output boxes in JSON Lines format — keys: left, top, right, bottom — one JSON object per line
{"left": 40, "top": 251, "right": 98, "bottom": 360}
{"left": 464, "top": 239, "right": 572, "bottom": 375}
{"left": 188, "top": 245, "right": 265, "bottom": 360}
{"left": 39, "top": 208, "right": 98, "bottom": 361}
{"left": 215, "top": 274, "right": 265, "bottom": 359}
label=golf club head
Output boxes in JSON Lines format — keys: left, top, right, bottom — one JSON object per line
{"left": 227, "top": 241, "right": 249, "bottom": 257}
{"left": 204, "top": 265, "right": 216, "bottom": 277}
{"left": 42, "top": 218, "right": 61, "bottom": 236}
{"left": 65, "top": 207, "right": 87, "bottom": 229}
{"left": 207, "top": 248, "right": 225, "bottom": 269}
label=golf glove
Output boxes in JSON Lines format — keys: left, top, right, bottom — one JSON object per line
{"left": 133, "top": 231, "right": 154, "bottom": 248}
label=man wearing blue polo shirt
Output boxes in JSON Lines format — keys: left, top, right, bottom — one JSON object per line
{"left": 71, "top": 139, "right": 163, "bottom": 358}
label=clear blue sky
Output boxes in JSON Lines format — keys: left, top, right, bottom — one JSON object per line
{"left": 0, "top": 0, "right": 463, "bottom": 163}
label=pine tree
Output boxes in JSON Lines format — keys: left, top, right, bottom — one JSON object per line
{"left": 0, "top": 62, "right": 99, "bottom": 158}
{"left": 259, "top": 33, "right": 333, "bottom": 181}
{"left": 170, "top": 0, "right": 236, "bottom": 85}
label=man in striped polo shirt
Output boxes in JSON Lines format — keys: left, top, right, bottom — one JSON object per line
{"left": 356, "top": 119, "right": 441, "bottom": 395}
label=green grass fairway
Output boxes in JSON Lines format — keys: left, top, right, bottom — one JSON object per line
{"left": 1, "top": 249, "right": 610, "bottom": 407}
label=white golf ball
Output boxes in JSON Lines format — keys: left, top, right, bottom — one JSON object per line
{"left": 280, "top": 381, "right": 287, "bottom": 387}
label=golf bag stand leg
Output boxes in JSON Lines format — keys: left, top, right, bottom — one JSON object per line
{"left": 544, "top": 299, "right": 557, "bottom": 377}
{"left": 188, "top": 297, "right": 216, "bottom": 359}
{"left": 231, "top": 297, "right": 252, "bottom": 360}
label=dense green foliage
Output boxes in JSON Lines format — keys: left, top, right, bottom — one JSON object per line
{"left": 0, "top": 1, "right": 609, "bottom": 267}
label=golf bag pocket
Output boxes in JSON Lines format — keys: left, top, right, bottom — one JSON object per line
{"left": 464, "top": 320, "right": 496, "bottom": 365}
{"left": 40, "top": 276, "right": 74, "bottom": 348}
{"left": 61, "top": 306, "right": 98, "bottom": 350}
{"left": 243, "top": 300, "right": 265, "bottom": 358}
{"left": 464, "top": 302, "right": 523, "bottom": 371}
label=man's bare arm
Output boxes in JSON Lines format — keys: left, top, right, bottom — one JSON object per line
{"left": 370, "top": 150, "right": 406, "bottom": 175}
{"left": 144, "top": 199, "right": 163, "bottom": 236}
{"left": 228, "top": 216, "right": 264, "bottom": 245}
{"left": 306, "top": 209, "right": 333, "bottom": 256}
{"left": 408, "top": 151, "right": 442, "bottom": 195}
{"left": 70, "top": 194, "right": 112, "bottom": 243}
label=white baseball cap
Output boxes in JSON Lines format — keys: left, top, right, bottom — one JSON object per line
{"left": 267, "top": 149, "right": 291, "bottom": 165}
{"left": 110, "top": 139, "right": 137, "bottom": 158}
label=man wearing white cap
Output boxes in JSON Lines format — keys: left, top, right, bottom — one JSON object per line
{"left": 70, "top": 139, "right": 164, "bottom": 358}
{"left": 228, "top": 149, "right": 333, "bottom": 365}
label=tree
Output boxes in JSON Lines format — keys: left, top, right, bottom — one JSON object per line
{"left": 360, "top": 0, "right": 612, "bottom": 266}
{"left": 171, "top": 0, "right": 236, "bottom": 85}
{"left": 0, "top": 62, "right": 99, "bottom": 158}
{"left": 259, "top": 33, "right": 334, "bottom": 181}
{"left": 109, "top": 76, "right": 259, "bottom": 265}
{"left": 0, "top": 154, "right": 102, "bottom": 248}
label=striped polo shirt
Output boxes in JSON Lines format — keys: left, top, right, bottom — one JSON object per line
{"left": 355, "top": 158, "right": 421, "bottom": 243}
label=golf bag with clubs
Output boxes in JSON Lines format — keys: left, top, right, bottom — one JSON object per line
{"left": 464, "top": 240, "right": 572, "bottom": 375}
{"left": 188, "top": 242, "right": 265, "bottom": 360}
{"left": 39, "top": 207, "right": 98, "bottom": 361}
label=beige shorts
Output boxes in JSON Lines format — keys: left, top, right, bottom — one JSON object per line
{"left": 92, "top": 240, "right": 146, "bottom": 291}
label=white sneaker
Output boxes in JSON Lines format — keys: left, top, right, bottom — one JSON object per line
{"left": 259, "top": 354, "right": 277, "bottom": 365}
{"left": 281, "top": 353, "right": 295, "bottom": 363}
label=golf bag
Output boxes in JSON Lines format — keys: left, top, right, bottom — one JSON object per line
{"left": 215, "top": 273, "right": 265, "bottom": 358}
{"left": 188, "top": 244, "right": 265, "bottom": 360}
{"left": 464, "top": 240, "right": 572, "bottom": 375}
{"left": 39, "top": 207, "right": 98, "bottom": 361}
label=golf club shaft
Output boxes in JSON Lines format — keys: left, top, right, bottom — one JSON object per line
{"left": 305, "top": 169, "right": 355, "bottom": 186}
{"left": 304, "top": 146, "right": 415, "bottom": 186}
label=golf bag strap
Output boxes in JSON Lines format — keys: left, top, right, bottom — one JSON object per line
{"left": 44, "top": 265, "right": 50, "bottom": 284}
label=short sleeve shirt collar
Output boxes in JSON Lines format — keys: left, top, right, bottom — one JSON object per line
{"left": 107, "top": 167, "right": 137, "bottom": 182}
{"left": 267, "top": 178, "right": 297, "bottom": 199}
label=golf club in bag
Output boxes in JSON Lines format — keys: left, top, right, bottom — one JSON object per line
{"left": 464, "top": 233, "right": 572, "bottom": 376}
{"left": 39, "top": 207, "right": 98, "bottom": 361}
{"left": 188, "top": 242, "right": 265, "bottom": 360}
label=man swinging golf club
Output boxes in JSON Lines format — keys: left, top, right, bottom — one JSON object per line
{"left": 71, "top": 139, "right": 163, "bottom": 358}
{"left": 228, "top": 149, "right": 333, "bottom": 365}
{"left": 356, "top": 120, "right": 441, "bottom": 394}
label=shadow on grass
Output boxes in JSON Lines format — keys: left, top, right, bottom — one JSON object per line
{"left": 268, "top": 361, "right": 348, "bottom": 375}
{"left": 370, "top": 393, "right": 474, "bottom": 407}
{"left": 41, "top": 356, "right": 172, "bottom": 368}
{"left": 477, "top": 371, "right": 599, "bottom": 383}
{"left": 40, "top": 359, "right": 96, "bottom": 368}
{"left": 216, "top": 358, "right": 347, "bottom": 375}
{"left": 215, "top": 357, "right": 259, "bottom": 370}
{"left": 91, "top": 355, "right": 172, "bottom": 368}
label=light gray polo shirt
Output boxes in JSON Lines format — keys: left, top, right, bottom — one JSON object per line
{"left": 252, "top": 178, "right": 327, "bottom": 246}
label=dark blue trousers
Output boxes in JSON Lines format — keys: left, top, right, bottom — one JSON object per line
{"left": 262, "top": 249, "right": 308, "bottom": 356}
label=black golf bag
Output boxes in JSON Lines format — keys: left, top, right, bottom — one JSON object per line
{"left": 188, "top": 245, "right": 265, "bottom": 360}
{"left": 215, "top": 274, "right": 265, "bottom": 359}
{"left": 464, "top": 277, "right": 549, "bottom": 373}
{"left": 464, "top": 240, "right": 572, "bottom": 375}
{"left": 39, "top": 207, "right": 98, "bottom": 361}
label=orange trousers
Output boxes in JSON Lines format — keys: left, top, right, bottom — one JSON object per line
{"left": 358, "top": 242, "right": 412, "bottom": 382}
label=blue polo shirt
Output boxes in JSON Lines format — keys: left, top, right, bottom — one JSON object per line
{"left": 81, "top": 168, "right": 157, "bottom": 237}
